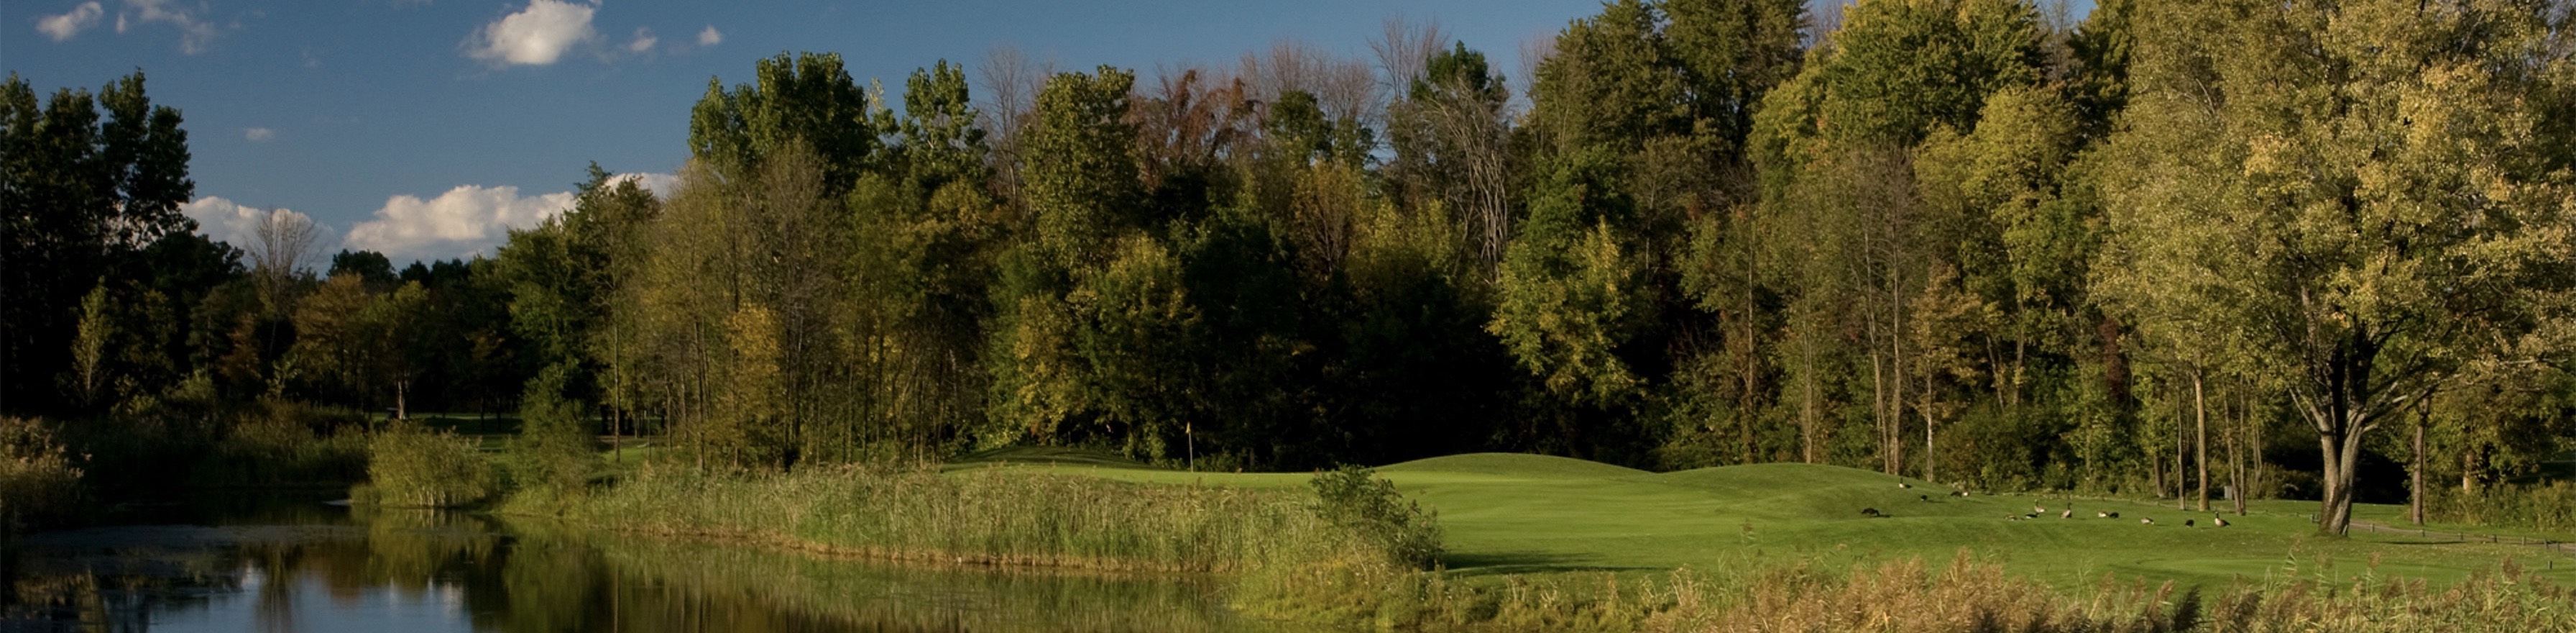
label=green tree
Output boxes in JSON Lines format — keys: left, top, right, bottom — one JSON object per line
{"left": 2099, "top": 0, "right": 2575, "bottom": 534}
{"left": 2, "top": 71, "right": 193, "bottom": 413}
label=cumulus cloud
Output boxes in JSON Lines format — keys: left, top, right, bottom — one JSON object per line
{"left": 696, "top": 24, "right": 720, "bottom": 46}
{"left": 466, "top": 0, "right": 597, "bottom": 66}
{"left": 37, "top": 1, "right": 104, "bottom": 42}
{"left": 244, "top": 127, "right": 274, "bottom": 142}
{"left": 625, "top": 27, "right": 655, "bottom": 52}
{"left": 183, "top": 196, "right": 331, "bottom": 251}
{"left": 343, "top": 185, "right": 574, "bottom": 261}
{"left": 119, "top": 0, "right": 218, "bottom": 55}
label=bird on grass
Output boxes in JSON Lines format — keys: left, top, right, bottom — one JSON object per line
{"left": 2097, "top": 511, "right": 2111, "bottom": 519}
{"left": 1899, "top": 482, "right": 1913, "bottom": 489}
{"left": 2140, "top": 517, "right": 2156, "bottom": 526}
{"left": 2034, "top": 505, "right": 2048, "bottom": 514}
{"left": 1861, "top": 508, "right": 1885, "bottom": 517}
{"left": 2213, "top": 516, "right": 2230, "bottom": 527}
{"left": 2061, "top": 509, "right": 2074, "bottom": 519}
{"left": 2185, "top": 519, "right": 2196, "bottom": 527}
{"left": 1951, "top": 491, "right": 1970, "bottom": 498}
{"left": 1920, "top": 495, "right": 1932, "bottom": 502}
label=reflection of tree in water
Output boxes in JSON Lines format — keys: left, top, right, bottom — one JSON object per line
{"left": 9, "top": 505, "right": 1261, "bottom": 632}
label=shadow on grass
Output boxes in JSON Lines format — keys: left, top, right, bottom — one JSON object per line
{"left": 1440, "top": 551, "right": 1652, "bottom": 576}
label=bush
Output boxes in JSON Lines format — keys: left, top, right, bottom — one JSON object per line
{"left": 1, "top": 416, "right": 83, "bottom": 531}
{"left": 1309, "top": 465, "right": 1443, "bottom": 570}
{"left": 197, "top": 399, "right": 370, "bottom": 486}
{"left": 364, "top": 420, "right": 497, "bottom": 507}
{"left": 507, "top": 365, "right": 597, "bottom": 496}
{"left": 2430, "top": 481, "right": 2576, "bottom": 532}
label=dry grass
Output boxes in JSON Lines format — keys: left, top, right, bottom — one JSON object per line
{"left": 1358, "top": 552, "right": 2575, "bottom": 632}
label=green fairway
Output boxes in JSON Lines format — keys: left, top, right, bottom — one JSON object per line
{"left": 967, "top": 452, "right": 2576, "bottom": 590}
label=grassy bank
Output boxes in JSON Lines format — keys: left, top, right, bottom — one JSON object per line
{"left": 536, "top": 461, "right": 1431, "bottom": 580}
{"left": 485, "top": 450, "right": 2572, "bottom": 629}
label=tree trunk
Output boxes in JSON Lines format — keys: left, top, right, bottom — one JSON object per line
{"left": 2317, "top": 424, "right": 2363, "bottom": 535}
{"left": 2193, "top": 368, "right": 2209, "bottom": 512}
{"left": 2230, "top": 391, "right": 2246, "bottom": 516}
{"left": 2410, "top": 404, "right": 2426, "bottom": 525}
{"left": 1922, "top": 373, "right": 1936, "bottom": 484}
{"left": 1800, "top": 332, "right": 1818, "bottom": 464}
{"left": 1871, "top": 349, "right": 1892, "bottom": 474}
{"left": 395, "top": 381, "right": 409, "bottom": 422}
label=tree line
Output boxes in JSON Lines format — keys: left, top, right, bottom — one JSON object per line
{"left": 6, "top": 0, "right": 2573, "bottom": 534}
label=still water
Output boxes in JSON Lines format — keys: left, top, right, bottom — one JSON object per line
{"left": 3, "top": 495, "right": 1274, "bottom": 632}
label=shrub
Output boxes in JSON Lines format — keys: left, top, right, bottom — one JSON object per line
{"left": 1309, "top": 465, "right": 1443, "bottom": 570}
{"left": 364, "top": 420, "right": 497, "bottom": 507}
{"left": 197, "top": 399, "right": 371, "bottom": 486}
{"left": 507, "top": 365, "right": 596, "bottom": 496}
{"left": 0, "top": 416, "right": 83, "bottom": 531}
{"left": 2430, "top": 481, "right": 2576, "bottom": 533}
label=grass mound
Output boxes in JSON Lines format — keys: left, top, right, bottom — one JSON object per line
{"left": 1377, "top": 452, "right": 1648, "bottom": 479}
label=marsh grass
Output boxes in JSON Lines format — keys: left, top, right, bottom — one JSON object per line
{"left": 1, "top": 416, "right": 82, "bottom": 532}
{"left": 562, "top": 463, "right": 1407, "bottom": 577}
{"left": 359, "top": 420, "right": 497, "bottom": 507}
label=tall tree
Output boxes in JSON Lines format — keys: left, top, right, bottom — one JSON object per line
{"left": 2101, "top": 0, "right": 2575, "bottom": 534}
{"left": 1, "top": 71, "right": 193, "bottom": 413}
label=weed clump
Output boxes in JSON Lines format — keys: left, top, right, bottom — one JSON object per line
{"left": 1310, "top": 465, "right": 1443, "bottom": 570}
{"left": 361, "top": 420, "right": 496, "bottom": 507}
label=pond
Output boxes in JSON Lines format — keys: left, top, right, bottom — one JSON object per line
{"left": 3, "top": 494, "right": 1279, "bottom": 632}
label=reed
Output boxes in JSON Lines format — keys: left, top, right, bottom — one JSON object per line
{"left": 561, "top": 462, "right": 1409, "bottom": 577}
{"left": 359, "top": 420, "right": 497, "bottom": 508}
{"left": 0, "top": 416, "right": 82, "bottom": 532}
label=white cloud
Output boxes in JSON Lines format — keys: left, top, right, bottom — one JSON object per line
{"left": 465, "top": 0, "right": 597, "bottom": 66}
{"left": 244, "top": 127, "right": 274, "bottom": 142}
{"left": 344, "top": 185, "right": 574, "bottom": 261}
{"left": 36, "top": 2, "right": 103, "bottom": 42}
{"left": 183, "top": 196, "right": 331, "bottom": 252}
{"left": 696, "top": 24, "right": 719, "bottom": 47}
{"left": 625, "top": 27, "right": 655, "bottom": 53}
{"left": 119, "top": 0, "right": 218, "bottom": 55}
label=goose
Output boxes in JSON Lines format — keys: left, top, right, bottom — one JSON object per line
{"left": 2212, "top": 516, "right": 2230, "bottom": 527}
{"left": 1861, "top": 507, "right": 1884, "bottom": 517}
{"left": 2096, "top": 511, "right": 2111, "bottom": 519}
{"left": 1899, "top": 482, "right": 1913, "bottom": 489}
{"left": 2140, "top": 517, "right": 2156, "bottom": 526}
{"left": 2185, "top": 519, "right": 2196, "bottom": 527}
{"left": 2061, "top": 509, "right": 2074, "bottom": 519}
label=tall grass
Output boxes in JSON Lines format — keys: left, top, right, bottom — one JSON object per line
{"left": 1333, "top": 552, "right": 2574, "bottom": 632}
{"left": 564, "top": 463, "right": 1404, "bottom": 575}
{"left": 359, "top": 420, "right": 497, "bottom": 507}
{"left": 1, "top": 416, "right": 83, "bottom": 532}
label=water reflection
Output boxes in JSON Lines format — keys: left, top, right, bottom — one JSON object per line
{"left": 4, "top": 498, "right": 1271, "bottom": 632}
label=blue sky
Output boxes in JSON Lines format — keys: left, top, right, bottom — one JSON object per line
{"left": 6, "top": 0, "right": 2091, "bottom": 264}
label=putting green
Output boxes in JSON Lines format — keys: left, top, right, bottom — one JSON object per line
{"left": 965, "top": 452, "right": 2576, "bottom": 589}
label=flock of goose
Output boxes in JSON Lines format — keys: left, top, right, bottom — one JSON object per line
{"left": 1877, "top": 481, "right": 2235, "bottom": 527}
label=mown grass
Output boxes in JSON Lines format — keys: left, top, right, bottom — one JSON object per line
{"left": 978, "top": 453, "right": 2575, "bottom": 591}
